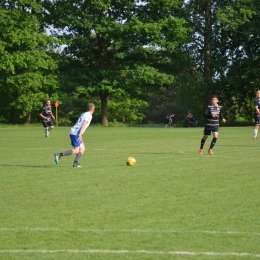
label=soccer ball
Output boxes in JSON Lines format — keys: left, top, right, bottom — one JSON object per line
{"left": 126, "top": 157, "right": 136, "bottom": 166}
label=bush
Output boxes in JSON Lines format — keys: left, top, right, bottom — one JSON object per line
{"left": 108, "top": 120, "right": 127, "bottom": 127}
{"left": 57, "top": 117, "right": 72, "bottom": 126}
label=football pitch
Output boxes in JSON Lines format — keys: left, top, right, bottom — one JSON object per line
{"left": 0, "top": 125, "right": 260, "bottom": 260}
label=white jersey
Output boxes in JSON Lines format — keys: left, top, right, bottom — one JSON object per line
{"left": 70, "top": 112, "right": 92, "bottom": 136}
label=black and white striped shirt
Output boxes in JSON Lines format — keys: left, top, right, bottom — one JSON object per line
{"left": 254, "top": 98, "right": 260, "bottom": 116}
{"left": 204, "top": 104, "right": 224, "bottom": 126}
{"left": 40, "top": 105, "right": 52, "bottom": 122}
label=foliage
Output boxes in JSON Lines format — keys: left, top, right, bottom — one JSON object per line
{"left": 216, "top": 0, "right": 260, "bottom": 120}
{"left": 108, "top": 120, "right": 128, "bottom": 127}
{"left": 172, "top": 0, "right": 260, "bottom": 122}
{"left": 107, "top": 94, "right": 148, "bottom": 124}
{"left": 56, "top": 92, "right": 147, "bottom": 125}
{"left": 1, "top": 0, "right": 260, "bottom": 124}
{"left": 41, "top": 0, "right": 189, "bottom": 125}
{"left": 0, "top": 0, "right": 58, "bottom": 123}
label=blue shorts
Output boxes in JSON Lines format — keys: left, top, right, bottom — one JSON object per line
{"left": 70, "top": 134, "right": 82, "bottom": 147}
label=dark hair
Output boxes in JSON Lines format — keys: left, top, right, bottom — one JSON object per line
{"left": 211, "top": 95, "right": 218, "bottom": 99}
{"left": 87, "top": 103, "right": 95, "bottom": 111}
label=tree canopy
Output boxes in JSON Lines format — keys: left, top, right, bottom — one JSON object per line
{"left": 1, "top": 0, "right": 260, "bottom": 125}
{"left": 0, "top": 0, "right": 58, "bottom": 123}
{"left": 40, "top": 0, "right": 188, "bottom": 125}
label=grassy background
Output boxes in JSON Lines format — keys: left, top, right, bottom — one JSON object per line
{"left": 0, "top": 125, "right": 260, "bottom": 259}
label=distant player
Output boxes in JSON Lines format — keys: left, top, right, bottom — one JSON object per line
{"left": 253, "top": 90, "right": 260, "bottom": 139}
{"left": 39, "top": 100, "right": 55, "bottom": 137}
{"left": 54, "top": 103, "right": 95, "bottom": 168}
{"left": 199, "top": 95, "right": 226, "bottom": 155}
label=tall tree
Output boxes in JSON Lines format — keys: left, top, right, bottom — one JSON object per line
{"left": 216, "top": 0, "right": 260, "bottom": 120}
{"left": 180, "top": 0, "right": 238, "bottom": 106}
{"left": 0, "top": 0, "right": 58, "bottom": 123}
{"left": 41, "top": 0, "right": 189, "bottom": 125}
{"left": 178, "top": 0, "right": 260, "bottom": 122}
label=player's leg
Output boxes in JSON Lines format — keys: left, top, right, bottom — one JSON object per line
{"left": 42, "top": 121, "right": 49, "bottom": 137}
{"left": 48, "top": 120, "right": 54, "bottom": 131}
{"left": 73, "top": 143, "right": 85, "bottom": 168}
{"left": 208, "top": 128, "right": 219, "bottom": 155}
{"left": 54, "top": 135, "right": 80, "bottom": 164}
{"left": 54, "top": 149, "right": 74, "bottom": 164}
{"left": 253, "top": 116, "right": 260, "bottom": 139}
{"left": 253, "top": 126, "right": 259, "bottom": 139}
{"left": 46, "top": 121, "right": 54, "bottom": 137}
{"left": 199, "top": 127, "right": 209, "bottom": 154}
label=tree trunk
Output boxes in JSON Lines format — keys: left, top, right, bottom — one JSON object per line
{"left": 25, "top": 111, "right": 31, "bottom": 124}
{"left": 97, "top": 32, "right": 108, "bottom": 126}
{"left": 203, "top": 0, "right": 213, "bottom": 105}
{"left": 10, "top": 91, "right": 18, "bottom": 124}
{"left": 101, "top": 95, "right": 108, "bottom": 126}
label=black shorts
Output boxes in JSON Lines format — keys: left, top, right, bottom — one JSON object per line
{"left": 255, "top": 115, "right": 260, "bottom": 126}
{"left": 204, "top": 125, "right": 219, "bottom": 136}
{"left": 42, "top": 120, "right": 54, "bottom": 128}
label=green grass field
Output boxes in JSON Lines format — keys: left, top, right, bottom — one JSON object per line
{"left": 0, "top": 125, "right": 260, "bottom": 259}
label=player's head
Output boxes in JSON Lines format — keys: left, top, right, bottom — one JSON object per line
{"left": 45, "top": 99, "right": 51, "bottom": 106}
{"left": 257, "top": 90, "right": 260, "bottom": 98}
{"left": 211, "top": 95, "right": 219, "bottom": 105}
{"left": 87, "top": 103, "right": 95, "bottom": 114}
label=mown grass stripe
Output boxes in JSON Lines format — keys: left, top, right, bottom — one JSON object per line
{"left": 1, "top": 227, "right": 260, "bottom": 236}
{"left": 0, "top": 249, "right": 260, "bottom": 257}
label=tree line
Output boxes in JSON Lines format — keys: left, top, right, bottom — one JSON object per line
{"left": 0, "top": 0, "right": 259, "bottom": 126}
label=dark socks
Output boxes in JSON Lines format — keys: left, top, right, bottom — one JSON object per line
{"left": 74, "top": 152, "right": 83, "bottom": 164}
{"left": 209, "top": 138, "right": 217, "bottom": 149}
{"left": 60, "top": 150, "right": 73, "bottom": 157}
{"left": 200, "top": 138, "right": 206, "bottom": 149}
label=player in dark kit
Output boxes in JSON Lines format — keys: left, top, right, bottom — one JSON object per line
{"left": 253, "top": 90, "right": 260, "bottom": 139}
{"left": 199, "top": 95, "right": 226, "bottom": 155}
{"left": 39, "top": 100, "right": 55, "bottom": 137}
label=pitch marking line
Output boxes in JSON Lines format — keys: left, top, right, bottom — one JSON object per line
{"left": 0, "top": 228, "right": 260, "bottom": 236}
{"left": 0, "top": 249, "right": 260, "bottom": 257}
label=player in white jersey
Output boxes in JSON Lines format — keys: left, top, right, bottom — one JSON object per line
{"left": 54, "top": 103, "right": 95, "bottom": 168}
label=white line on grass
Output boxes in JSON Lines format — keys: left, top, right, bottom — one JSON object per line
{"left": 1, "top": 227, "right": 260, "bottom": 236}
{"left": 0, "top": 249, "right": 260, "bottom": 257}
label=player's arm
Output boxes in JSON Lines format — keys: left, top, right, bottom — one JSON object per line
{"left": 219, "top": 111, "right": 226, "bottom": 123}
{"left": 255, "top": 105, "right": 260, "bottom": 114}
{"left": 204, "top": 107, "right": 211, "bottom": 118}
{"left": 77, "top": 120, "right": 89, "bottom": 141}
{"left": 39, "top": 110, "right": 49, "bottom": 121}
{"left": 50, "top": 111, "right": 55, "bottom": 120}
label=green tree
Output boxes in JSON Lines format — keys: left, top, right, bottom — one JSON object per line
{"left": 177, "top": 0, "right": 260, "bottom": 123}
{"left": 0, "top": 0, "right": 58, "bottom": 123}
{"left": 41, "top": 0, "right": 189, "bottom": 126}
{"left": 108, "top": 93, "right": 148, "bottom": 124}
{"left": 178, "top": 1, "right": 237, "bottom": 105}
{"left": 216, "top": 0, "right": 260, "bottom": 120}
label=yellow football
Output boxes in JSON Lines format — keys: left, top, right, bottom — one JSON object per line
{"left": 126, "top": 157, "right": 136, "bottom": 166}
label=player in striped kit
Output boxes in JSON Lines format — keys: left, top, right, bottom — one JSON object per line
{"left": 253, "top": 90, "right": 260, "bottom": 139}
{"left": 199, "top": 95, "right": 226, "bottom": 155}
{"left": 39, "top": 100, "right": 55, "bottom": 137}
